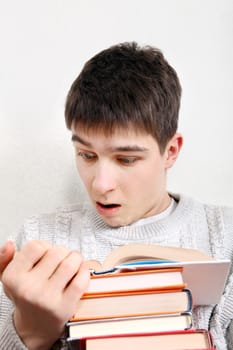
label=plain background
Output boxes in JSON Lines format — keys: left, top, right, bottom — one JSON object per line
{"left": 0, "top": 0, "right": 233, "bottom": 244}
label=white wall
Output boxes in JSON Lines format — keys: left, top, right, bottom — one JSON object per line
{"left": 1, "top": 0, "right": 233, "bottom": 244}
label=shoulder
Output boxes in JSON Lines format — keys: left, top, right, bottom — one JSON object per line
{"left": 17, "top": 200, "right": 94, "bottom": 247}
{"left": 175, "top": 193, "right": 233, "bottom": 223}
{"left": 202, "top": 201, "right": 233, "bottom": 241}
{"left": 25, "top": 200, "right": 92, "bottom": 223}
{"left": 175, "top": 193, "right": 233, "bottom": 259}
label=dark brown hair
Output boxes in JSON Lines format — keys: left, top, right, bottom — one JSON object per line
{"left": 65, "top": 42, "right": 182, "bottom": 153}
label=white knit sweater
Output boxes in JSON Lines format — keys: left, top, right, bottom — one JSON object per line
{"left": 0, "top": 194, "right": 233, "bottom": 349}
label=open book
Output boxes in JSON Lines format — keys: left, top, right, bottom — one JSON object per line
{"left": 86, "top": 243, "right": 214, "bottom": 272}
{"left": 86, "top": 244, "right": 230, "bottom": 305}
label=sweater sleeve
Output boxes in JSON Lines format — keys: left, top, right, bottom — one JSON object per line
{"left": 209, "top": 205, "right": 233, "bottom": 350}
{"left": 0, "top": 311, "right": 28, "bottom": 350}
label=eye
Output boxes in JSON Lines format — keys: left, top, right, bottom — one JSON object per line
{"left": 77, "top": 151, "right": 96, "bottom": 161}
{"left": 117, "top": 157, "right": 138, "bottom": 165}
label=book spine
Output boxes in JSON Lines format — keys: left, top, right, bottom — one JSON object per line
{"left": 183, "top": 288, "right": 193, "bottom": 313}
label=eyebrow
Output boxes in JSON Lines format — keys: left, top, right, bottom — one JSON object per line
{"left": 72, "top": 134, "right": 91, "bottom": 147}
{"left": 71, "top": 134, "right": 149, "bottom": 152}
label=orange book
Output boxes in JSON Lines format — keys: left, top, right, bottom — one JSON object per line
{"left": 69, "top": 289, "right": 192, "bottom": 322}
{"left": 85, "top": 267, "right": 185, "bottom": 296}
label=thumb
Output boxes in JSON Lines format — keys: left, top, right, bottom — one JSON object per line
{"left": 0, "top": 240, "right": 15, "bottom": 280}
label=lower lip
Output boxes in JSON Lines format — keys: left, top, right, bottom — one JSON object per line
{"left": 96, "top": 203, "right": 121, "bottom": 217}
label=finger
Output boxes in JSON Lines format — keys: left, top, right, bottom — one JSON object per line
{"left": 0, "top": 240, "right": 15, "bottom": 279}
{"left": 32, "top": 245, "right": 71, "bottom": 279}
{"left": 48, "top": 251, "right": 85, "bottom": 291}
{"left": 64, "top": 261, "right": 90, "bottom": 302}
{"left": 10, "top": 240, "right": 52, "bottom": 272}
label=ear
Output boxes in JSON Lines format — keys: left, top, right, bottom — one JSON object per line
{"left": 164, "top": 133, "right": 183, "bottom": 169}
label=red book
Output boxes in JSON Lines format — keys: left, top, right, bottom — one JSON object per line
{"left": 67, "top": 329, "right": 215, "bottom": 350}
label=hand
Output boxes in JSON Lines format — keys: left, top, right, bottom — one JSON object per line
{"left": 0, "top": 240, "right": 15, "bottom": 279}
{"left": 1, "top": 240, "right": 90, "bottom": 350}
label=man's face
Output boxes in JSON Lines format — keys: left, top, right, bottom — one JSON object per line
{"left": 71, "top": 127, "right": 179, "bottom": 227}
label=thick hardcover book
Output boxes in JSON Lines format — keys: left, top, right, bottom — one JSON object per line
{"left": 67, "top": 329, "right": 214, "bottom": 350}
{"left": 67, "top": 312, "right": 192, "bottom": 341}
{"left": 69, "top": 288, "right": 192, "bottom": 321}
{"left": 86, "top": 243, "right": 230, "bottom": 305}
{"left": 85, "top": 267, "right": 185, "bottom": 296}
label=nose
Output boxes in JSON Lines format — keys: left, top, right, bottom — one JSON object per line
{"left": 92, "top": 162, "right": 116, "bottom": 195}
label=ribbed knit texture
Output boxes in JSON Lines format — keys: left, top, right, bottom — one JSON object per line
{"left": 0, "top": 194, "right": 232, "bottom": 349}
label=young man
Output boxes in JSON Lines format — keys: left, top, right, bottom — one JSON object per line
{"left": 0, "top": 42, "right": 232, "bottom": 350}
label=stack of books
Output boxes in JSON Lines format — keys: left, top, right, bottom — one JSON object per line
{"left": 66, "top": 244, "right": 230, "bottom": 350}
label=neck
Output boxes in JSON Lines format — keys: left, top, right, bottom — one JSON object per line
{"left": 143, "top": 192, "right": 172, "bottom": 219}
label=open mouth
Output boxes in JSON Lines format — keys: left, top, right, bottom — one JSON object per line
{"left": 97, "top": 202, "right": 120, "bottom": 209}
{"left": 95, "top": 202, "right": 122, "bottom": 218}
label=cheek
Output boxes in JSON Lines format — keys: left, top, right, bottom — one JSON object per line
{"left": 136, "top": 161, "right": 165, "bottom": 187}
{"left": 121, "top": 167, "right": 151, "bottom": 192}
{"left": 139, "top": 161, "right": 159, "bottom": 179}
